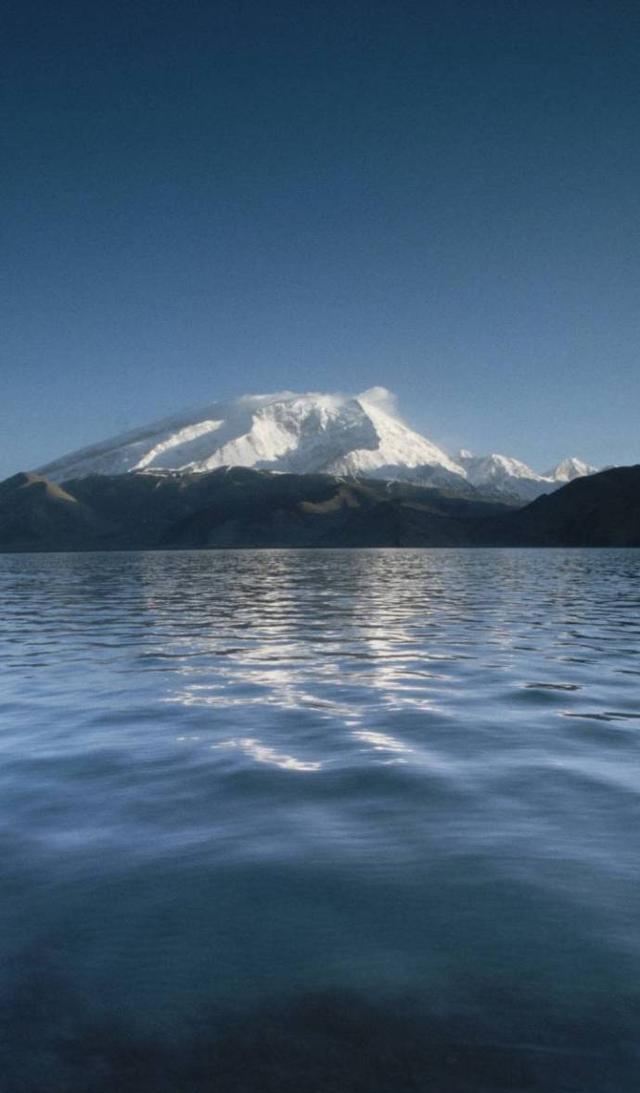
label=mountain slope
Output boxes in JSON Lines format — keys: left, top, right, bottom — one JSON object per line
{"left": 0, "top": 472, "right": 107, "bottom": 550}
{"left": 38, "top": 389, "right": 464, "bottom": 484}
{"left": 36, "top": 387, "right": 596, "bottom": 502}
{"left": 1, "top": 465, "right": 637, "bottom": 551}
{"left": 479, "top": 466, "right": 640, "bottom": 546}
{"left": 456, "top": 450, "right": 550, "bottom": 502}
{"left": 456, "top": 450, "right": 600, "bottom": 502}
{"left": 546, "top": 457, "right": 598, "bottom": 483}
{"left": 0, "top": 468, "right": 510, "bottom": 552}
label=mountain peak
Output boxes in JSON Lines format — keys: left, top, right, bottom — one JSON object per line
{"left": 547, "top": 457, "right": 598, "bottom": 482}
{"left": 36, "top": 388, "right": 600, "bottom": 503}
{"left": 38, "top": 389, "right": 464, "bottom": 486}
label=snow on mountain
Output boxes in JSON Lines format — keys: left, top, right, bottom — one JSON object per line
{"left": 37, "top": 388, "right": 596, "bottom": 503}
{"left": 546, "top": 457, "right": 598, "bottom": 483}
{"left": 456, "top": 451, "right": 602, "bottom": 501}
{"left": 455, "top": 450, "right": 553, "bottom": 502}
{"left": 320, "top": 390, "right": 465, "bottom": 484}
{"left": 39, "top": 389, "right": 464, "bottom": 485}
{"left": 457, "top": 450, "right": 545, "bottom": 485}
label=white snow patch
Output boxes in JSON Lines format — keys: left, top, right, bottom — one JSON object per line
{"left": 36, "top": 387, "right": 599, "bottom": 501}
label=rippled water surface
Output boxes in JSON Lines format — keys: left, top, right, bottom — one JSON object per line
{"left": 1, "top": 548, "right": 639, "bottom": 1091}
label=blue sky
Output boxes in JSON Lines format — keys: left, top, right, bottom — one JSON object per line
{"left": 2, "top": 0, "right": 639, "bottom": 480}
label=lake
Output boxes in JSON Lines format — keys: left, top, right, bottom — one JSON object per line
{"left": 0, "top": 549, "right": 639, "bottom": 1091}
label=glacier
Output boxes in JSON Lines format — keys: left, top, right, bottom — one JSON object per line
{"left": 37, "top": 388, "right": 596, "bottom": 503}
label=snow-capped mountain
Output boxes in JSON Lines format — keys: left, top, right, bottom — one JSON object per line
{"left": 456, "top": 450, "right": 549, "bottom": 502}
{"left": 37, "top": 387, "right": 596, "bottom": 503}
{"left": 545, "top": 457, "right": 598, "bottom": 483}
{"left": 38, "top": 388, "right": 466, "bottom": 485}
{"left": 455, "top": 451, "right": 600, "bottom": 502}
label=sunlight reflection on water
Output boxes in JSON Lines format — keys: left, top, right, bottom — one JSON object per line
{"left": 0, "top": 548, "right": 639, "bottom": 1089}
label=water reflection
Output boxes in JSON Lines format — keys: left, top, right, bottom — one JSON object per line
{"left": 213, "top": 737, "right": 323, "bottom": 772}
{"left": 0, "top": 549, "right": 639, "bottom": 1089}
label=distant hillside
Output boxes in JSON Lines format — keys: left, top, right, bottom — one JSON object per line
{"left": 0, "top": 468, "right": 509, "bottom": 552}
{"left": 0, "top": 472, "right": 107, "bottom": 551}
{"left": 0, "top": 465, "right": 637, "bottom": 551}
{"left": 478, "top": 466, "right": 640, "bottom": 547}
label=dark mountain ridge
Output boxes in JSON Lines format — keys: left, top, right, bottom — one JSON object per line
{"left": 0, "top": 465, "right": 638, "bottom": 551}
{"left": 479, "top": 465, "right": 640, "bottom": 547}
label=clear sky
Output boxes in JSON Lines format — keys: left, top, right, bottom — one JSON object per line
{"left": 2, "top": 0, "right": 639, "bottom": 480}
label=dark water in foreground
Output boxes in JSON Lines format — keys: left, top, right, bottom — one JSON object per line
{"left": 0, "top": 548, "right": 639, "bottom": 1091}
